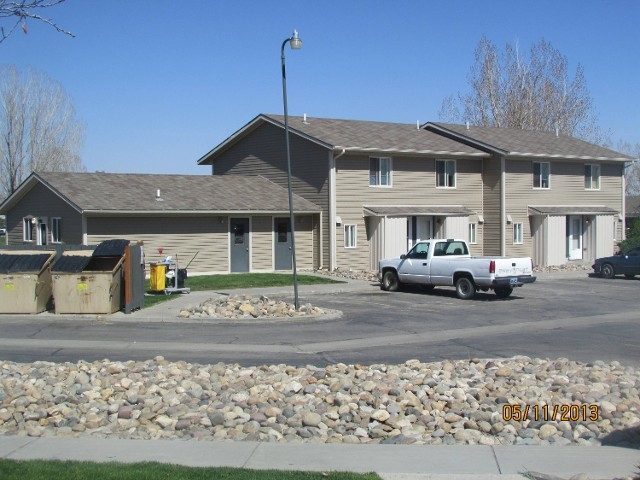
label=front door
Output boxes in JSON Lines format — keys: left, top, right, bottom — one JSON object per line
{"left": 230, "top": 218, "right": 249, "bottom": 272}
{"left": 407, "top": 216, "right": 433, "bottom": 251}
{"left": 274, "top": 217, "right": 292, "bottom": 270}
{"left": 568, "top": 215, "right": 583, "bottom": 260}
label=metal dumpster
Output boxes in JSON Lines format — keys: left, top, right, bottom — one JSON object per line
{"left": 52, "top": 248, "right": 124, "bottom": 315}
{"left": 0, "top": 251, "right": 56, "bottom": 313}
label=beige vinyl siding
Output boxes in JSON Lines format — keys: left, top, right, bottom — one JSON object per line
{"left": 5, "top": 183, "right": 82, "bottom": 246}
{"left": 335, "top": 154, "right": 484, "bottom": 270}
{"left": 504, "top": 159, "right": 623, "bottom": 259}
{"left": 295, "top": 215, "right": 314, "bottom": 270}
{"left": 212, "top": 122, "right": 328, "bottom": 269}
{"left": 482, "top": 157, "right": 502, "bottom": 256}
{"left": 87, "top": 216, "right": 228, "bottom": 274}
{"left": 251, "top": 216, "right": 273, "bottom": 271}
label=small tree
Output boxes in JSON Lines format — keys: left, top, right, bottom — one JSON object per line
{"left": 0, "top": 0, "right": 73, "bottom": 43}
{"left": 617, "top": 140, "right": 640, "bottom": 195}
{"left": 0, "top": 65, "right": 85, "bottom": 200}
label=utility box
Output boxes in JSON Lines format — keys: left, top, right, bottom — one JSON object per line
{"left": 0, "top": 251, "right": 56, "bottom": 314}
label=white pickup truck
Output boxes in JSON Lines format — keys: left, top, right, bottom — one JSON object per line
{"left": 378, "top": 238, "right": 536, "bottom": 299}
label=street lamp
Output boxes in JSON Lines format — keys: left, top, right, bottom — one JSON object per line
{"left": 281, "top": 29, "right": 302, "bottom": 310}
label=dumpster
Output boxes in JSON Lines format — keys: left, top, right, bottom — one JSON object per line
{"left": 0, "top": 251, "right": 56, "bottom": 313}
{"left": 52, "top": 244, "right": 125, "bottom": 314}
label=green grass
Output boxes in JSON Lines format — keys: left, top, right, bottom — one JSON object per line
{"left": 0, "top": 459, "right": 380, "bottom": 480}
{"left": 144, "top": 273, "right": 344, "bottom": 308}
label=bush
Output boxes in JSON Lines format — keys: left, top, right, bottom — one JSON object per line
{"left": 619, "top": 218, "right": 640, "bottom": 252}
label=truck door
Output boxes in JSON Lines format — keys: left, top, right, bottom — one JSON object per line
{"left": 397, "top": 242, "right": 431, "bottom": 283}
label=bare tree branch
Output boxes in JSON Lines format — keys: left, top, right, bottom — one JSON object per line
{"left": 439, "top": 36, "right": 602, "bottom": 142}
{"left": 0, "top": 0, "right": 74, "bottom": 44}
{"left": 0, "top": 65, "right": 85, "bottom": 200}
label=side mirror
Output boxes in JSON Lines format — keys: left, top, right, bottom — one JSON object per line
{"left": 400, "top": 254, "right": 406, "bottom": 259}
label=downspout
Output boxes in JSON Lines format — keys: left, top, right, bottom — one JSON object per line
{"left": 500, "top": 156, "right": 506, "bottom": 256}
{"left": 329, "top": 148, "right": 346, "bottom": 271}
{"left": 481, "top": 157, "right": 485, "bottom": 256}
{"left": 621, "top": 164, "right": 627, "bottom": 241}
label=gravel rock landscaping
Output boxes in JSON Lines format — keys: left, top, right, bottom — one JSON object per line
{"left": 1, "top": 356, "right": 638, "bottom": 447}
{"left": 177, "top": 294, "right": 327, "bottom": 320}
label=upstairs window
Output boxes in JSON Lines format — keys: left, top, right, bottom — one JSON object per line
{"left": 585, "top": 164, "right": 601, "bottom": 190}
{"left": 369, "top": 157, "right": 391, "bottom": 187}
{"left": 533, "top": 162, "right": 550, "bottom": 189}
{"left": 436, "top": 160, "right": 456, "bottom": 188}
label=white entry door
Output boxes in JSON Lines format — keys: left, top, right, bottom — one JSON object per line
{"left": 568, "top": 215, "right": 583, "bottom": 260}
{"left": 407, "top": 216, "right": 433, "bottom": 250}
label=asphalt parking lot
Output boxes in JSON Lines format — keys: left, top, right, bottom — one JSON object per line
{"left": 0, "top": 271, "right": 638, "bottom": 367}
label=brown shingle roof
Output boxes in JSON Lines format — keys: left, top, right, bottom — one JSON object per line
{"left": 197, "top": 115, "right": 489, "bottom": 164}
{"left": 264, "top": 114, "right": 488, "bottom": 156}
{"left": 427, "top": 123, "right": 632, "bottom": 161}
{"left": 10, "top": 172, "right": 321, "bottom": 213}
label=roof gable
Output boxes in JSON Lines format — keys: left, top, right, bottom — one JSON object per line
{"left": 198, "top": 114, "right": 488, "bottom": 165}
{"left": 0, "top": 172, "right": 321, "bottom": 214}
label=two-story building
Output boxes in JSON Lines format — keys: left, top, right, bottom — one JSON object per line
{"left": 198, "top": 114, "right": 631, "bottom": 271}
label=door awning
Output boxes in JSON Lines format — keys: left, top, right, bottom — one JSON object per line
{"left": 528, "top": 206, "right": 619, "bottom": 216}
{"left": 363, "top": 205, "right": 475, "bottom": 217}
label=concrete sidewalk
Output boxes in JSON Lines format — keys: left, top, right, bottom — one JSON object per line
{"left": 1, "top": 436, "right": 639, "bottom": 479}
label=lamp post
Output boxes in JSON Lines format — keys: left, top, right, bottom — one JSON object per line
{"left": 281, "top": 30, "right": 302, "bottom": 310}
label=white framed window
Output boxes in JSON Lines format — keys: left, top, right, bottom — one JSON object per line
{"left": 369, "top": 157, "right": 392, "bottom": 187}
{"left": 23, "top": 217, "right": 33, "bottom": 242}
{"left": 533, "top": 162, "right": 550, "bottom": 189}
{"left": 513, "top": 223, "right": 523, "bottom": 244}
{"left": 344, "top": 224, "right": 357, "bottom": 248}
{"left": 469, "top": 223, "right": 477, "bottom": 244}
{"left": 436, "top": 159, "right": 456, "bottom": 188}
{"left": 51, "top": 217, "right": 62, "bottom": 243}
{"left": 585, "top": 164, "right": 600, "bottom": 190}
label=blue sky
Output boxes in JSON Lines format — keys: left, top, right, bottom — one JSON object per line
{"left": 2, "top": 0, "right": 639, "bottom": 174}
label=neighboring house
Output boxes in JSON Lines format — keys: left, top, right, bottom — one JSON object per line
{"left": 198, "top": 114, "right": 632, "bottom": 270}
{"left": 0, "top": 172, "right": 322, "bottom": 274}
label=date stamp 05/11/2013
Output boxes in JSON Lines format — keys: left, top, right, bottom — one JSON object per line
{"left": 502, "top": 404, "right": 601, "bottom": 422}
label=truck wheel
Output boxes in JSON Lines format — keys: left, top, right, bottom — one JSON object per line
{"left": 455, "top": 276, "right": 475, "bottom": 300}
{"left": 601, "top": 263, "right": 615, "bottom": 279}
{"left": 382, "top": 271, "right": 400, "bottom": 292}
{"left": 494, "top": 286, "right": 513, "bottom": 298}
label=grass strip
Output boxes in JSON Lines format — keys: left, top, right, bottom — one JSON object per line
{"left": 0, "top": 459, "right": 381, "bottom": 480}
{"left": 144, "top": 273, "right": 344, "bottom": 308}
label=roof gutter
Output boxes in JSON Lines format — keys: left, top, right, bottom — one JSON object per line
{"left": 83, "top": 209, "right": 322, "bottom": 216}
{"left": 333, "top": 145, "right": 487, "bottom": 158}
